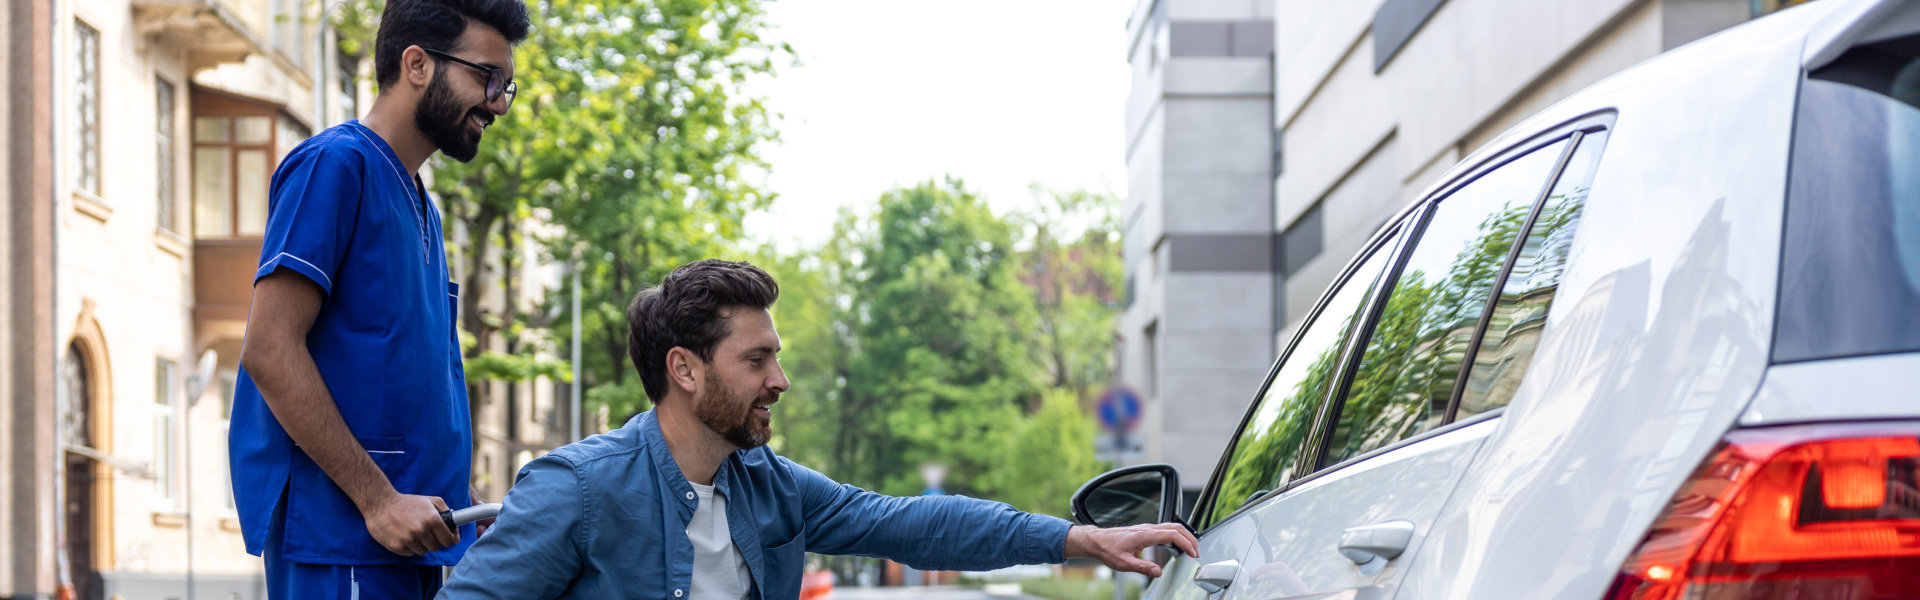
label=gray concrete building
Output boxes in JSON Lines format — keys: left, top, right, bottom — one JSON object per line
{"left": 1118, "top": 0, "right": 1278, "bottom": 494}
{"left": 1117, "top": 0, "right": 1813, "bottom": 495}
{"left": 3, "top": 0, "right": 57, "bottom": 597}
{"left": 1269, "top": 0, "right": 1795, "bottom": 345}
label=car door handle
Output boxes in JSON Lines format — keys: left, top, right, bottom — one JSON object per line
{"left": 1193, "top": 559, "right": 1241, "bottom": 594}
{"left": 1338, "top": 520, "right": 1415, "bottom": 565}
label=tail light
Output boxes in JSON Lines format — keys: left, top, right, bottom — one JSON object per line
{"left": 1607, "top": 422, "right": 1920, "bottom": 600}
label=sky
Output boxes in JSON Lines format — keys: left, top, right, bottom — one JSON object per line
{"left": 740, "top": 0, "right": 1136, "bottom": 252}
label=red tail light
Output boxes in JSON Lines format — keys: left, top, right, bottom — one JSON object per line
{"left": 1607, "top": 422, "right": 1920, "bottom": 600}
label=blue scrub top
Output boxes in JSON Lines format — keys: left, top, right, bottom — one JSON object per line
{"left": 228, "top": 120, "right": 473, "bottom": 566}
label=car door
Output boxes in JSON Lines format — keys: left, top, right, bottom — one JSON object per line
{"left": 1179, "top": 123, "right": 1612, "bottom": 600}
{"left": 1144, "top": 214, "right": 1412, "bottom": 600}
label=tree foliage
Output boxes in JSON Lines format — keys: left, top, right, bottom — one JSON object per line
{"left": 766, "top": 180, "right": 1118, "bottom": 516}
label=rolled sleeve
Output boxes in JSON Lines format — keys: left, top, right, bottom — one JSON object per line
{"left": 254, "top": 145, "right": 363, "bottom": 296}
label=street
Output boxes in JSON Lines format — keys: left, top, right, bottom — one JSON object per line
{"left": 828, "top": 585, "right": 1038, "bottom": 600}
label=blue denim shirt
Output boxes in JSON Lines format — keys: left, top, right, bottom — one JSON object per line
{"left": 439, "top": 411, "right": 1072, "bottom": 599}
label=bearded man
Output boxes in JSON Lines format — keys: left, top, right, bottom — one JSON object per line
{"left": 440, "top": 259, "right": 1198, "bottom": 599}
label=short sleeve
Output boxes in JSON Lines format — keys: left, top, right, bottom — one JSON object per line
{"left": 254, "top": 144, "right": 362, "bottom": 296}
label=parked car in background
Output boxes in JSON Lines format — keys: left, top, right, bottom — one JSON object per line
{"left": 1071, "top": 0, "right": 1920, "bottom": 598}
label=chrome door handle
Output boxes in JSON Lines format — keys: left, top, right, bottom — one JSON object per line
{"left": 1338, "top": 520, "right": 1415, "bottom": 565}
{"left": 1193, "top": 559, "right": 1241, "bottom": 594}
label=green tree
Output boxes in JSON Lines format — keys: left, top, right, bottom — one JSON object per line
{"left": 759, "top": 181, "right": 1113, "bottom": 517}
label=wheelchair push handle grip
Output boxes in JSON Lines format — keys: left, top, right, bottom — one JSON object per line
{"left": 439, "top": 503, "right": 503, "bottom": 532}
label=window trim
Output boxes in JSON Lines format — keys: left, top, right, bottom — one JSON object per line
{"left": 190, "top": 85, "right": 296, "bottom": 240}
{"left": 73, "top": 18, "right": 101, "bottom": 198}
{"left": 156, "top": 76, "right": 179, "bottom": 235}
{"left": 1189, "top": 111, "right": 1617, "bottom": 531}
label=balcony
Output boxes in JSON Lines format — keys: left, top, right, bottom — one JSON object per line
{"left": 131, "top": 0, "right": 267, "bottom": 71}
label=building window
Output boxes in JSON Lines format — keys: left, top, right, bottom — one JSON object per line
{"left": 157, "top": 78, "right": 178, "bottom": 233}
{"left": 59, "top": 344, "right": 92, "bottom": 449}
{"left": 154, "top": 358, "right": 178, "bottom": 504}
{"left": 192, "top": 115, "right": 273, "bottom": 237}
{"left": 74, "top": 20, "right": 100, "bottom": 197}
{"left": 192, "top": 87, "right": 307, "bottom": 238}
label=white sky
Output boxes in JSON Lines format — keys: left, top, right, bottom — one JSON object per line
{"left": 741, "top": 0, "right": 1136, "bottom": 252}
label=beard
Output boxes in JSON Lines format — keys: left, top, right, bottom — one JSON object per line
{"left": 414, "top": 68, "right": 487, "bottom": 162}
{"left": 696, "top": 369, "right": 774, "bottom": 449}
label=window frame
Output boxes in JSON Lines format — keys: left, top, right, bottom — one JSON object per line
{"left": 156, "top": 76, "right": 178, "bottom": 234}
{"left": 1313, "top": 135, "right": 1578, "bottom": 468}
{"left": 154, "top": 357, "right": 179, "bottom": 506}
{"left": 1189, "top": 112, "right": 1616, "bottom": 531}
{"left": 1308, "top": 115, "right": 1614, "bottom": 476}
{"left": 73, "top": 18, "right": 101, "bottom": 198}
{"left": 1188, "top": 212, "right": 1418, "bottom": 530}
{"left": 190, "top": 85, "right": 299, "bottom": 239}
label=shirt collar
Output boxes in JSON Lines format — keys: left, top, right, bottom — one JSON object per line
{"left": 636, "top": 410, "right": 740, "bottom": 505}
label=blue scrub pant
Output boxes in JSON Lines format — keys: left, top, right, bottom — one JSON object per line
{"left": 263, "top": 499, "right": 443, "bottom": 599}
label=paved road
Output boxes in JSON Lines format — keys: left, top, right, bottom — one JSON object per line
{"left": 827, "top": 585, "right": 1038, "bottom": 600}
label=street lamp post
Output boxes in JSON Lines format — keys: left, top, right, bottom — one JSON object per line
{"left": 182, "top": 350, "right": 218, "bottom": 600}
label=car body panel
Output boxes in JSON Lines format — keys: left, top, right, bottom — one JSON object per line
{"left": 1230, "top": 419, "right": 1495, "bottom": 600}
{"left": 1392, "top": 5, "right": 1822, "bottom": 599}
{"left": 1741, "top": 352, "right": 1920, "bottom": 426}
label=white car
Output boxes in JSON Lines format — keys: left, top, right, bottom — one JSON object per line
{"left": 1070, "top": 0, "right": 1920, "bottom": 598}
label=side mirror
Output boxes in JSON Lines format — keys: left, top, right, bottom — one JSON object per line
{"left": 1070, "top": 463, "right": 1182, "bottom": 528}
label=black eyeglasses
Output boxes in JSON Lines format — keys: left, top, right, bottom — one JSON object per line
{"left": 422, "top": 48, "right": 516, "bottom": 108}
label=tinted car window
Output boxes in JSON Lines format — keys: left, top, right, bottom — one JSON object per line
{"left": 1325, "top": 140, "right": 1569, "bottom": 465}
{"left": 1775, "top": 33, "right": 1920, "bottom": 363}
{"left": 1200, "top": 232, "right": 1400, "bottom": 529}
{"left": 1457, "top": 131, "right": 1608, "bottom": 418}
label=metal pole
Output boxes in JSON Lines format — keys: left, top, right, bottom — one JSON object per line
{"left": 312, "top": 1, "right": 336, "bottom": 130}
{"left": 569, "top": 257, "right": 581, "bottom": 441}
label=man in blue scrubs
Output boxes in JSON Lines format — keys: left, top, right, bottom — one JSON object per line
{"left": 227, "top": 1, "right": 528, "bottom": 597}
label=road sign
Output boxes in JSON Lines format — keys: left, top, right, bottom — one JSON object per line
{"left": 1096, "top": 386, "right": 1142, "bottom": 434}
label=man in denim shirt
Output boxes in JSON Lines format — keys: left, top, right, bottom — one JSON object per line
{"left": 440, "top": 260, "right": 1197, "bottom": 599}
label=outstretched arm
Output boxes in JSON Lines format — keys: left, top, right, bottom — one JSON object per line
{"left": 1064, "top": 523, "right": 1199, "bottom": 577}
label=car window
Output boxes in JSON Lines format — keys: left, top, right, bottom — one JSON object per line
{"left": 1774, "top": 32, "right": 1920, "bottom": 362}
{"left": 1323, "top": 139, "right": 1570, "bottom": 466}
{"left": 1199, "top": 231, "right": 1400, "bottom": 529}
{"left": 1456, "top": 130, "right": 1608, "bottom": 418}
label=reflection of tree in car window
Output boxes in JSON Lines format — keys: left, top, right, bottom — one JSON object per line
{"left": 1202, "top": 240, "right": 1397, "bottom": 528}
{"left": 1328, "top": 141, "right": 1568, "bottom": 465}
{"left": 1460, "top": 131, "right": 1606, "bottom": 417}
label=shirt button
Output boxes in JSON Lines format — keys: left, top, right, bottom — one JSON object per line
{"left": 685, "top": 491, "right": 696, "bottom": 501}
{"left": 674, "top": 590, "right": 684, "bottom": 598}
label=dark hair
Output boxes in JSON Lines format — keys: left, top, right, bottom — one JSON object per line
{"left": 627, "top": 260, "right": 780, "bottom": 402}
{"left": 373, "top": 0, "right": 531, "bottom": 89}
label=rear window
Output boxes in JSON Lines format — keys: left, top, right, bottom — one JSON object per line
{"left": 1774, "top": 32, "right": 1920, "bottom": 363}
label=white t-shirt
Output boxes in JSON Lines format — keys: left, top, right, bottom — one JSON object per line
{"left": 687, "top": 481, "right": 752, "bottom": 600}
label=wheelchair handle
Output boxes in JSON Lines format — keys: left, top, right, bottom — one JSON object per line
{"left": 439, "top": 502, "right": 503, "bottom": 532}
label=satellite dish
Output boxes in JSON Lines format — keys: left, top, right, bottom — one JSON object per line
{"left": 186, "top": 349, "right": 218, "bottom": 408}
